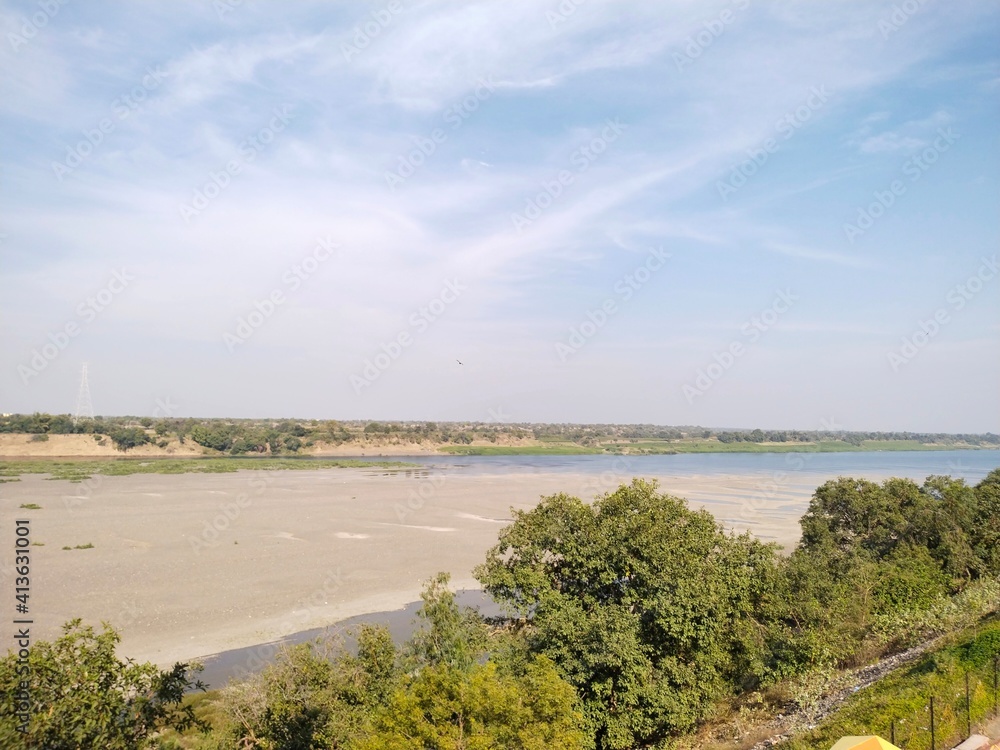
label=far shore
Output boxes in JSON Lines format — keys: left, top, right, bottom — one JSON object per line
{"left": 1, "top": 432, "right": 994, "bottom": 460}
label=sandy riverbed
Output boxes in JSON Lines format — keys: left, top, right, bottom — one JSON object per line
{"left": 0, "top": 467, "right": 818, "bottom": 669}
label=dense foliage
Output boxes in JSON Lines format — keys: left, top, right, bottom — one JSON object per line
{"left": 2, "top": 412, "right": 997, "bottom": 454}
{"left": 475, "top": 472, "right": 1000, "bottom": 748}
{"left": 202, "top": 573, "right": 586, "bottom": 750}
{"left": 475, "top": 479, "right": 784, "bottom": 746}
{"left": 0, "top": 620, "right": 204, "bottom": 748}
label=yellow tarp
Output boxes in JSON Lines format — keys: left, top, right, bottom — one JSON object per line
{"left": 829, "top": 737, "right": 902, "bottom": 750}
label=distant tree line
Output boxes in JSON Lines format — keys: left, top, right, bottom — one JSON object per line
{"left": 2, "top": 413, "right": 998, "bottom": 454}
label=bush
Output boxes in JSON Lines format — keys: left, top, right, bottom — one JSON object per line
{"left": 108, "top": 427, "right": 151, "bottom": 452}
{"left": 0, "top": 619, "right": 205, "bottom": 748}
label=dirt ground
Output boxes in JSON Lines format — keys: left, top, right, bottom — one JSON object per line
{"left": 0, "top": 433, "right": 453, "bottom": 457}
{"left": 0, "top": 467, "right": 816, "bottom": 669}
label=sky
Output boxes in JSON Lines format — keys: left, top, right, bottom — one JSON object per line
{"left": 1, "top": 0, "right": 998, "bottom": 432}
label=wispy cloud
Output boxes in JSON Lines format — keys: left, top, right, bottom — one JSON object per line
{"left": 762, "top": 242, "right": 876, "bottom": 269}
{"left": 0, "top": 0, "right": 996, "bottom": 429}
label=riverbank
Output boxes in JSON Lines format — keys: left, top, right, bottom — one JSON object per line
{"left": 1, "top": 432, "right": 995, "bottom": 459}
{"left": 2, "top": 467, "right": 811, "bottom": 669}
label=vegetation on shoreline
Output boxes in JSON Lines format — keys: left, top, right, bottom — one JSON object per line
{"left": 2, "top": 412, "right": 997, "bottom": 456}
{"left": 781, "top": 618, "right": 1000, "bottom": 750}
{"left": 2, "top": 468, "right": 997, "bottom": 748}
{"left": 0, "top": 457, "right": 416, "bottom": 482}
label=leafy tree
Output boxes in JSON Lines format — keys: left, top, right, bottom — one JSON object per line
{"left": 190, "top": 425, "right": 235, "bottom": 452}
{"left": 475, "top": 479, "right": 784, "bottom": 748}
{"left": 108, "top": 426, "right": 151, "bottom": 452}
{"left": 972, "top": 469, "right": 1000, "bottom": 574}
{"left": 404, "top": 572, "right": 488, "bottom": 673}
{"left": 213, "top": 626, "right": 399, "bottom": 750}
{"left": 353, "top": 657, "right": 586, "bottom": 750}
{"left": 798, "top": 475, "right": 983, "bottom": 584}
{"left": 0, "top": 619, "right": 205, "bottom": 749}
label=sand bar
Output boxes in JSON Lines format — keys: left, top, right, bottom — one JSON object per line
{"left": 2, "top": 467, "right": 827, "bottom": 668}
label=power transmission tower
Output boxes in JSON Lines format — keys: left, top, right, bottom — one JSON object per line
{"left": 74, "top": 363, "right": 94, "bottom": 423}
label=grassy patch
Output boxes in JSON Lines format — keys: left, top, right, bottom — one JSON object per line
{"left": 62, "top": 543, "right": 94, "bottom": 550}
{"left": 0, "top": 457, "right": 417, "bottom": 482}
{"left": 18, "top": 503, "right": 42, "bottom": 509}
{"left": 783, "top": 619, "right": 1000, "bottom": 750}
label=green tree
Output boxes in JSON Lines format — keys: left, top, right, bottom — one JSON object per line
{"left": 353, "top": 657, "right": 586, "bottom": 750}
{"left": 0, "top": 619, "right": 204, "bottom": 749}
{"left": 404, "top": 572, "right": 488, "bottom": 673}
{"left": 972, "top": 469, "right": 1000, "bottom": 574}
{"left": 475, "top": 479, "right": 783, "bottom": 748}
{"left": 213, "top": 626, "right": 399, "bottom": 750}
{"left": 108, "top": 426, "right": 152, "bottom": 452}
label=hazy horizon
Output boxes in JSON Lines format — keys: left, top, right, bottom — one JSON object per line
{"left": 2, "top": 1, "right": 998, "bottom": 432}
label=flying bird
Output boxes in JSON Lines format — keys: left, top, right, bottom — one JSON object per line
{"left": 456, "top": 359, "right": 463, "bottom": 365}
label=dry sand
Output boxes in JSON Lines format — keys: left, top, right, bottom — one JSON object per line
{"left": 1, "top": 467, "right": 820, "bottom": 670}
{"left": 0, "top": 433, "right": 466, "bottom": 457}
{"left": 0, "top": 433, "right": 205, "bottom": 457}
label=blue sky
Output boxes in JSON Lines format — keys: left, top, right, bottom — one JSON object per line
{"left": 1, "top": 0, "right": 998, "bottom": 431}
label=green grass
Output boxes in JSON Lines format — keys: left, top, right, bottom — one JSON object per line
{"left": 0, "top": 457, "right": 417, "bottom": 482}
{"left": 783, "top": 619, "right": 1000, "bottom": 750}
{"left": 62, "top": 543, "right": 94, "bottom": 550}
{"left": 18, "top": 503, "right": 42, "bottom": 509}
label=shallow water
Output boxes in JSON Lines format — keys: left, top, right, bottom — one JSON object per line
{"left": 353, "top": 448, "right": 998, "bottom": 481}
{"left": 196, "top": 589, "right": 501, "bottom": 690}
